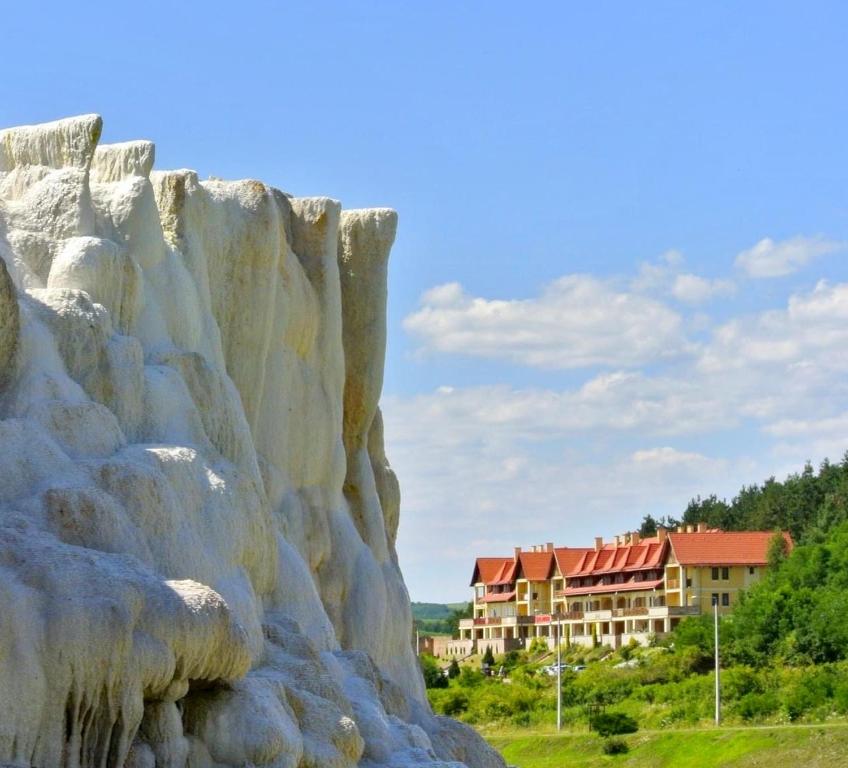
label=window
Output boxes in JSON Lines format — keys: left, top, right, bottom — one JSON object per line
{"left": 711, "top": 593, "right": 719, "bottom": 606}
{"left": 722, "top": 593, "right": 730, "bottom": 607}
{"left": 686, "top": 578, "right": 692, "bottom": 588}
{"left": 721, "top": 567, "right": 730, "bottom": 580}
{"left": 711, "top": 567, "right": 719, "bottom": 580}
{"left": 749, "top": 567, "right": 755, "bottom": 575}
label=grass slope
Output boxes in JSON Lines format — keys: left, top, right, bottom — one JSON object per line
{"left": 484, "top": 724, "right": 848, "bottom": 767}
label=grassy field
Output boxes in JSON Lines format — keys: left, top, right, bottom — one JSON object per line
{"left": 483, "top": 723, "right": 848, "bottom": 767}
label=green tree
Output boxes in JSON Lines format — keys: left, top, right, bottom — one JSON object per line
{"left": 419, "top": 653, "right": 448, "bottom": 689}
{"left": 683, "top": 494, "right": 732, "bottom": 529}
{"left": 448, "top": 602, "right": 473, "bottom": 638}
{"left": 767, "top": 531, "right": 789, "bottom": 569}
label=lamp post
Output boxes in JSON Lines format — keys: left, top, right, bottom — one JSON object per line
{"left": 714, "top": 599, "right": 721, "bottom": 725}
{"left": 556, "top": 617, "right": 562, "bottom": 731}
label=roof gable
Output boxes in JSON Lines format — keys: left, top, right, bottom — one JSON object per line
{"left": 470, "top": 557, "right": 514, "bottom": 586}
{"left": 517, "top": 550, "right": 555, "bottom": 581}
{"left": 553, "top": 547, "right": 594, "bottom": 575}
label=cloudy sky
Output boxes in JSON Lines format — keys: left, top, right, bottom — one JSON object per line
{"left": 4, "top": 2, "right": 847, "bottom": 601}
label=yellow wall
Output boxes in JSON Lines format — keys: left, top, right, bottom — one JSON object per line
{"left": 681, "top": 565, "right": 762, "bottom": 613}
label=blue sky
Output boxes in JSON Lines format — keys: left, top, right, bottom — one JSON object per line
{"left": 4, "top": 2, "right": 848, "bottom": 601}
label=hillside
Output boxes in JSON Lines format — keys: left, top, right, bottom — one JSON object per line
{"left": 413, "top": 601, "right": 472, "bottom": 636}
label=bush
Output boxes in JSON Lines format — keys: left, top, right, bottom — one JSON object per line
{"left": 482, "top": 646, "right": 495, "bottom": 666}
{"left": 440, "top": 689, "right": 469, "bottom": 716}
{"left": 528, "top": 638, "right": 548, "bottom": 655}
{"left": 448, "top": 659, "right": 461, "bottom": 679}
{"left": 458, "top": 667, "right": 485, "bottom": 687}
{"left": 589, "top": 711, "right": 638, "bottom": 737}
{"left": 782, "top": 682, "right": 820, "bottom": 721}
{"left": 736, "top": 691, "right": 779, "bottom": 721}
{"left": 419, "top": 654, "right": 448, "bottom": 689}
{"left": 602, "top": 737, "right": 630, "bottom": 755}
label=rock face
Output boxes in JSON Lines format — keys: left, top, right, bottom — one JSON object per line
{"left": 0, "top": 115, "right": 503, "bottom": 768}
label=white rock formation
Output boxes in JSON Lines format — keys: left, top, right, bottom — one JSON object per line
{"left": 0, "top": 115, "right": 503, "bottom": 768}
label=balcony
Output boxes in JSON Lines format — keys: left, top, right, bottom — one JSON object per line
{"left": 461, "top": 615, "right": 540, "bottom": 627}
{"left": 555, "top": 611, "right": 585, "bottom": 621}
{"left": 666, "top": 578, "right": 680, "bottom": 590}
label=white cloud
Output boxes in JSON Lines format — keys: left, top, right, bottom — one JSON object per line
{"left": 390, "top": 279, "right": 848, "bottom": 600}
{"left": 671, "top": 273, "right": 736, "bottom": 304}
{"left": 387, "top": 384, "right": 745, "bottom": 600}
{"left": 403, "top": 275, "right": 692, "bottom": 369}
{"left": 698, "top": 281, "right": 848, "bottom": 380}
{"left": 734, "top": 235, "right": 843, "bottom": 278}
{"left": 631, "top": 446, "right": 722, "bottom": 469}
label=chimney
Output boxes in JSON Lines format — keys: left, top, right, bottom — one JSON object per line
{"left": 631, "top": 532, "right": 640, "bottom": 546}
{"left": 697, "top": 522, "right": 707, "bottom": 533}
{"left": 514, "top": 546, "right": 521, "bottom": 561}
{"left": 686, "top": 524, "right": 694, "bottom": 534}
{"left": 677, "top": 525, "right": 685, "bottom": 534}
{"left": 546, "top": 542, "right": 554, "bottom": 552}
{"left": 594, "top": 536, "right": 604, "bottom": 551}
{"left": 657, "top": 526, "right": 667, "bottom": 542}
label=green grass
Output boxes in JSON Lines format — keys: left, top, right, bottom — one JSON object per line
{"left": 483, "top": 724, "right": 848, "bottom": 767}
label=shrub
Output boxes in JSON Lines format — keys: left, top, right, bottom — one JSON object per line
{"left": 482, "top": 646, "right": 495, "bottom": 666}
{"left": 448, "top": 659, "right": 460, "bottom": 679}
{"left": 736, "top": 691, "right": 779, "bottom": 721}
{"left": 458, "top": 667, "right": 485, "bottom": 687}
{"left": 782, "top": 680, "right": 822, "bottom": 721}
{"left": 620, "top": 638, "right": 640, "bottom": 661}
{"left": 440, "top": 689, "right": 469, "bottom": 716}
{"left": 528, "top": 638, "right": 548, "bottom": 655}
{"left": 419, "top": 654, "right": 448, "bottom": 689}
{"left": 722, "top": 666, "right": 763, "bottom": 701}
{"left": 589, "top": 711, "right": 638, "bottom": 737}
{"left": 602, "top": 738, "right": 630, "bottom": 755}
{"left": 833, "top": 678, "right": 848, "bottom": 713}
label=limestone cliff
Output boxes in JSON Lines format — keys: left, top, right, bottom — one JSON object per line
{"left": 0, "top": 115, "right": 503, "bottom": 768}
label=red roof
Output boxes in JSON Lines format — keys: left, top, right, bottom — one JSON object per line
{"left": 470, "top": 557, "right": 514, "bottom": 586}
{"left": 564, "top": 578, "right": 664, "bottom": 596}
{"left": 554, "top": 547, "right": 594, "bottom": 576}
{"left": 490, "top": 559, "right": 518, "bottom": 585}
{"left": 668, "top": 531, "right": 793, "bottom": 566}
{"left": 518, "top": 550, "right": 555, "bottom": 581}
{"left": 567, "top": 539, "right": 666, "bottom": 577}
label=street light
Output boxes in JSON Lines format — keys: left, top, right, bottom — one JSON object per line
{"left": 713, "top": 597, "right": 721, "bottom": 725}
{"left": 556, "top": 618, "right": 562, "bottom": 731}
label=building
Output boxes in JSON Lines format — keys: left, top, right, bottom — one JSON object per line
{"left": 416, "top": 635, "right": 473, "bottom": 658}
{"left": 458, "top": 525, "right": 792, "bottom": 652}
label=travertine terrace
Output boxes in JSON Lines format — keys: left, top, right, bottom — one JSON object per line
{"left": 0, "top": 115, "right": 503, "bottom": 768}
